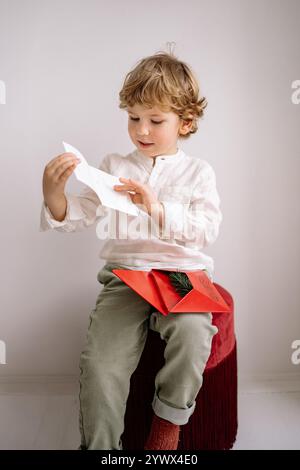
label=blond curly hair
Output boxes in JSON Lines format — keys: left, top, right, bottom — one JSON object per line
{"left": 118, "top": 49, "right": 207, "bottom": 139}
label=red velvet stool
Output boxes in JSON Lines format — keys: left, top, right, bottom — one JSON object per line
{"left": 122, "top": 283, "right": 237, "bottom": 450}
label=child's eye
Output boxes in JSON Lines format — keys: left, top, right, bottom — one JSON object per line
{"left": 129, "top": 117, "right": 163, "bottom": 125}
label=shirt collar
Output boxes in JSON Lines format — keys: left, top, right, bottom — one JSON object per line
{"left": 132, "top": 146, "right": 184, "bottom": 172}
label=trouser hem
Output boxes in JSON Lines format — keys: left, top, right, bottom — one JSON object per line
{"left": 151, "top": 391, "right": 196, "bottom": 425}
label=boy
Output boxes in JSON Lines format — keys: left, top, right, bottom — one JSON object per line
{"left": 40, "top": 50, "right": 222, "bottom": 450}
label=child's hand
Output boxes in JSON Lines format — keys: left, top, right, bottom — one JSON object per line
{"left": 42, "top": 153, "right": 80, "bottom": 203}
{"left": 114, "top": 177, "right": 163, "bottom": 217}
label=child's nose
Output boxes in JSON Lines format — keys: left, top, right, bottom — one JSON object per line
{"left": 137, "top": 123, "right": 150, "bottom": 135}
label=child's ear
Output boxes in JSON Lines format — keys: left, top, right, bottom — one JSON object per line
{"left": 179, "top": 119, "right": 193, "bottom": 136}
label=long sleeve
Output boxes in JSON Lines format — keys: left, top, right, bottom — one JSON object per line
{"left": 39, "top": 154, "right": 112, "bottom": 233}
{"left": 159, "top": 163, "right": 223, "bottom": 248}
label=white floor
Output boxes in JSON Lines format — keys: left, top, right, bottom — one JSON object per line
{"left": 0, "top": 378, "right": 299, "bottom": 450}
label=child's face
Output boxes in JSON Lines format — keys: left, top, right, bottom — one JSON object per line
{"left": 127, "top": 103, "right": 184, "bottom": 158}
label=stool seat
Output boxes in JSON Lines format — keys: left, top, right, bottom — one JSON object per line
{"left": 122, "top": 282, "right": 237, "bottom": 450}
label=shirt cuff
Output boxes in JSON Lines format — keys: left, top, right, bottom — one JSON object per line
{"left": 39, "top": 194, "right": 85, "bottom": 232}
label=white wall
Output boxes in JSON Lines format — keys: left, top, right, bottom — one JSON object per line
{"left": 0, "top": 0, "right": 299, "bottom": 379}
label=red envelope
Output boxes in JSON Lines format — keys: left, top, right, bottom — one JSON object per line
{"left": 112, "top": 269, "right": 231, "bottom": 316}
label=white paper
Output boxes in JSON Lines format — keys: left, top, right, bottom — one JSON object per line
{"left": 62, "top": 141, "right": 141, "bottom": 216}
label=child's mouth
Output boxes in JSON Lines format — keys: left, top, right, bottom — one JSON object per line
{"left": 138, "top": 141, "right": 154, "bottom": 148}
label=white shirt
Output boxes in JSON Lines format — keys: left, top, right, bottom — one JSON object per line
{"left": 39, "top": 146, "right": 222, "bottom": 280}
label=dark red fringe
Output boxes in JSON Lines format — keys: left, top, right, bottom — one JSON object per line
{"left": 122, "top": 330, "right": 238, "bottom": 450}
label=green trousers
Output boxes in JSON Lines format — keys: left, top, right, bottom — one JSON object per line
{"left": 78, "top": 263, "right": 218, "bottom": 450}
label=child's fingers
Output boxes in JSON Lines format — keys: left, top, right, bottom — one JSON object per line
{"left": 59, "top": 162, "right": 77, "bottom": 181}
{"left": 51, "top": 158, "right": 79, "bottom": 178}
{"left": 54, "top": 160, "right": 78, "bottom": 182}
{"left": 114, "top": 184, "right": 136, "bottom": 191}
{"left": 119, "top": 177, "right": 141, "bottom": 188}
{"left": 45, "top": 154, "right": 64, "bottom": 168}
{"left": 51, "top": 155, "right": 79, "bottom": 172}
{"left": 47, "top": 153, "right": 79, "bottom": 171}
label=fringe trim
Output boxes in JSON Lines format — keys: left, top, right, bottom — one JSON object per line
{"left": 122, "top": 341, "right": 238, "bottom": 450}
{"left": 179, "top": 341, "right": 238, "bottom": 450}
